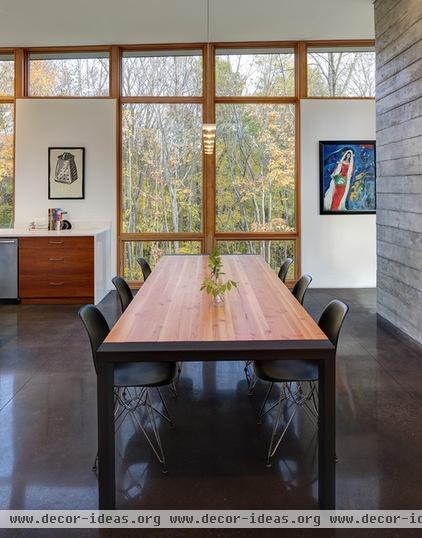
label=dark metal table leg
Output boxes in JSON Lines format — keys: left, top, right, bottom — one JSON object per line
{"left": 318, "top": 352, "right": 336, "bottom": 509}
{"left": 97, "top": 361, "right": 116, "bottom": 509}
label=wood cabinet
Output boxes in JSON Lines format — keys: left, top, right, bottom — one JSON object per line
{"left": 19, "top": 236, "right": 94, "bottom": 304}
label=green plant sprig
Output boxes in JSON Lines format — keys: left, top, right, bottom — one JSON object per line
{"left": 200, "top": 249, "right": 237, "bottom": 300}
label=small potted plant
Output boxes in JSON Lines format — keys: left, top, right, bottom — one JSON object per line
{"left": 200, "top": 249, "right": 237, "bottom": 305}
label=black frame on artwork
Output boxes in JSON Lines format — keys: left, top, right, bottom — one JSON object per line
{"left": 319, "top": 140, "right": 376, "bottom": 215}
{"left": 48, "top": 147, "right": 85, "bottom": 200}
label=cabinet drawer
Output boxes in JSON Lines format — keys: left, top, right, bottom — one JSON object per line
{"left": 19, "top": 249, "right": 94, "bottom": 276}
{"left": 19, "top": 236, "right": 93, "bottom": 251}
{"left": 19, "top": 274, "right": 93, "bottom": 298}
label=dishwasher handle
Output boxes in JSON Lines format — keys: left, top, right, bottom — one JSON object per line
{"left": 0, "top": 240, "right": 17, "bottom": 244}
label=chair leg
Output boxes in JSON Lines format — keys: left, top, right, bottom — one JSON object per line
{"left": 130, "top": 388, "right": 168, "bottom": 474}
{"left": 264, "top": 381, "right": 321, "bottom": 467}
{"left": 170, "top": 381, "right": 178, "bottom": 398}
{"left": 156, "top": 387, "right": 174, "bottom": 427}
{"left": 266, "top": 388, "right": 290, "bottom": 467}
{"left": 94, "top": 385, "right": 173, "bottom": 475}
{"left": 257, "top": 382, "right": 274, "bottom": 423}
{"left": 244, "top": 360, "right": 261, "bottom": 396}
{"left": 145, "top": 388, "right": 168, "bottom": 473}
{"left": 244, "top": 360, "right": 251, "bottom": 384}
{"left": 247, "top": 374, "right": 259, "bottom": 396}
{"left": 267, "top": 397, "right": 298, "bottom": 467}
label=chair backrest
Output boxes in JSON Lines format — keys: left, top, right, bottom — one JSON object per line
{"left": 112, "top": 275, "right": 133, "bottom": 313}
{"left": 278, "top": 258, "right": 293, "bottom": 283}
{"left": 137, "top": 257, "right": 152, "bottom": 281}
{"left": 78, "top": 304, "right": 110, "bottom": 375}
{"left": 318, "top": 299, "right": 349, "bottom": 350}
{"left": 292, "top": 274, "right": 312, "bottom": 305}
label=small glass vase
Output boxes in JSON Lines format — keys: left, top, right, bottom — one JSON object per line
{"left": 213, "top": 293, "right": 225, "bottom": 306}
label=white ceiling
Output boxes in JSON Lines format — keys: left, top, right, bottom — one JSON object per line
{"left": 0, "top": 0, "right": 374, "bottom": 47}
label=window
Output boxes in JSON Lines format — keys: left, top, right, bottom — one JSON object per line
{"left": 122, "top": 50, "right": 202, "bottom": 96}
{"left": 0, "top": 53, "right": 14, "bottom": 97}
{"left": 0, "top": 52, "right": 14, "bottom": 228}
{"left": 307, "top": 46, "right": 375, "bottom": 97}
{"left": 218, "top": 239, "right": 295, "bottom": 277}
{"left": 28, "top": 51, "right": 110, "bottom": 96}
{"left": 123, "top": 241, "right": 202, "bottom": 281}
{"left": 120, "top": 48, "right": 204, "bottom": 280}
{"left": 121, "top": 103, "right": 203, "bottom": 234}
{"left": 120, "top": 45, "right": 299, "bottom": 282}
{"left": 214, "top": 47, "right": 298, "bottom": 279}
{"left": 216, "top": 103, "right": 296, "bottom": 233}
{"left": 216, "top": 48, "right": 295, "bottom": 96}
{"left": 0, "top": 104, "right": 14, "bottom": 227}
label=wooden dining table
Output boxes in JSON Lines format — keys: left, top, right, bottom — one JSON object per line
{"left": 97, "top": 254, "right": 336, "bottom": 509}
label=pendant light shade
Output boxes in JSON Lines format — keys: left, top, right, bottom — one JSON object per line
{"left": 203, "top": 123, "right": 216, "bottom": 155}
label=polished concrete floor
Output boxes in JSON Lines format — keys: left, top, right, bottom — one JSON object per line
{"left": 1, "top": 288, "right": 422, "bottom": 537}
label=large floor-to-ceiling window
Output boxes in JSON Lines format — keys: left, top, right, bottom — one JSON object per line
{"left": 120, "top": 47, "right": 204, "bottom": 281}
{"left": 0, "top": 51, "right": 15, "bottom": 228}
{"left": 214, "top": 46, "right": 297, "bottom": 278}
{"left": 119, "top": 43, "right": 302, "bottom": 282}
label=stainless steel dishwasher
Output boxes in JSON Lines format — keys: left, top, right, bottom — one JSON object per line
{"left": 0, "top": 238, "right": 18, "bottom": 302}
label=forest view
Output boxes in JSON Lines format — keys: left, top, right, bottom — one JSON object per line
{"left": 0, "top": 47, "right": 375, "bottom": 280}
{"left": 0, "top": 55, "right": 14, "bottom": 228}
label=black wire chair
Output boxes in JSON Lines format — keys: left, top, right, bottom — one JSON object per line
{"left": 79, "top": 304, "right": 177, "bottom": 473}
{"left": 253, "top": 299, "right": 349, "bottom": 466}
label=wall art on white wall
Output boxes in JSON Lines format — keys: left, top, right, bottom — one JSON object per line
{"left": 48, "top": 147, "right": 85, "bottom": 199}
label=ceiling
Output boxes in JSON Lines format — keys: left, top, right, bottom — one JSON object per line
{"left": 0, "top": 0, "right": 374, "bottom": 47}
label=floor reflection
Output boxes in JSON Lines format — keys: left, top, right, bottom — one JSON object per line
{"left": 0, "top": 289, "right": 421, "bottom": 513}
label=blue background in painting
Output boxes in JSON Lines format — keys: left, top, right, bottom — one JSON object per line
{"left": 321, "top": 142, "right": 376, "bottom": 211}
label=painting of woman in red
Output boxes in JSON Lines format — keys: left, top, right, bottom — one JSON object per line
{"left": 323, "top": 149, "right": 355, "bottom": 211}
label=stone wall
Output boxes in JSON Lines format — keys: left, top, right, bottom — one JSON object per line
{"left": 375, "top": 0, "right": 422, "bottom": 342}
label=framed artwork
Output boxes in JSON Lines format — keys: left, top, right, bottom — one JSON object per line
{"left": 48, "top": 147, "right": 85, "bottom": 199}
{"left": 319, "top": 141, "right": 376, "bottom": 214}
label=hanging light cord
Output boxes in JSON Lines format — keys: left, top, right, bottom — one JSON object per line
{"left": 207, "top": 0, "right": 210, "bottom": 43}
{"left": 203, "top": 0, "right": 216, "bottom": 155}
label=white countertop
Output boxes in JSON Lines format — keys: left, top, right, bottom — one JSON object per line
{"left": 0, "top": 226, "right": 110, "bottom": 237}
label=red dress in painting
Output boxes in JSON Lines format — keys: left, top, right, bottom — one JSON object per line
{"left": 330, "top": 161, "right": 351, "bottom": 210}
{"left": 323, "top": 150, "right": 355, "bottom": 212}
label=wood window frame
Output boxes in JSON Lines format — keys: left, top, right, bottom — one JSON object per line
{"left": 117, "top": 41, "right": 302, "bottom": 286}
{"left": 4, "top": 39, "right": 375, "bottom": 285}
{"left": 212, "top": 41, "right": 300, "bottom": 283}
{"left": 24, "top": 46, "right": 113, "bottom": 98}
{"left": 117, "top": 43, "right": 207, "bottom": 284}
{"left": 0, "top": 48, "right": 18, "bottom": 226}
{"left": 304, "top": 39, "right": 376, "bottom": 100}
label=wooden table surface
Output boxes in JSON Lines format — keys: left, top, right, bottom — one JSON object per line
{"left": 106, "top": 254, "right": 327, "bottom": 345}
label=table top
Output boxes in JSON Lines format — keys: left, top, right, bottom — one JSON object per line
{"left": 105, "top": 255, "right": 328, "bottom": 346}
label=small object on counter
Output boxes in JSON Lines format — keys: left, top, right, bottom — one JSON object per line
{"left": 28, "top": 221, "right": 48, "bottom": 231}
{"left": 55, "top": 209, "right": 62, "bottom": 231}
{"left": 61, "top": 220, "right": 72, "bottom": 230}
{"left": 48, "top": 208, "right": 67, "bottom": 230}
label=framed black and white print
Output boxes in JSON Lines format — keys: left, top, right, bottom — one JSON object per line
{"left": 48, "top": 147, "right": 85, "bottom": 199}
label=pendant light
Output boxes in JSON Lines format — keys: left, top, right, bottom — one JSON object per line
{"left": 203, "top": 0, "right": 216, "bottom": 155}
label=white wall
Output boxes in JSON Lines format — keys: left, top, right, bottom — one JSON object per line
{"left": 300, "top": 99, "right": 376, "bottom": 288}
{"left": 15, "top": 99, "right": 117, "bottom": 275}
{"left": 0, "top": 0, "right": 374, "bottom": 46}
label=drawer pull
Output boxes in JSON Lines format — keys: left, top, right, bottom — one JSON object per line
{"left": 48, "top": 282, "right": 64, "bottom": 286}
{"left": 49, "top": 241, "right": 64, "bottom": 245}
{"left": 49, "top": 257, "right": 64, "bottom": 262}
